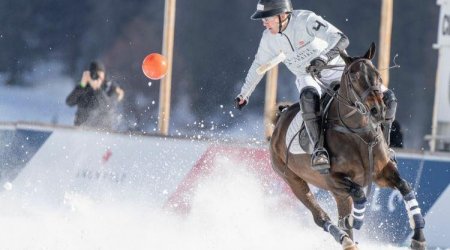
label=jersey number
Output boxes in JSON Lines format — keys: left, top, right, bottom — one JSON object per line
{"left": 313, "top": 21, "right": 326, "bottom": 31}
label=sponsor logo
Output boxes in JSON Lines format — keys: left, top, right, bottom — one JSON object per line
{"left": 102, "top": 149, "right": 112, "bottom": 164}
{"left": 76, "top": 169, "right": 126, "bottom": 184}
{"left": 299, "top": 40, "right": 305, "bottom": 47}
{"left": 257, "top": 3, "right": 264, "bottom": 11}
{"left": 75, "top": 148, "right": 126, "bottom": 184}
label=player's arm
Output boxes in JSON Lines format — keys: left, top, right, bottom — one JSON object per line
{"left": 306, "top": 13, "right": 349, "bottom": 63}
{"left": 66, "top": 72, "right": 91, "bottom": 106}
{"left": 115, "top": 86, "right": 124, "bottom": 101}
{"left": 237, "top": 34, "right": 274, "bottom": 106}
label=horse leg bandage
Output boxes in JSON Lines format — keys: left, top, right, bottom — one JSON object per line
{"left": 351, "top": 199, "right": 366, "bottom": 230}
{"left": 403, "top": 191, "right": 425, "bottom": 229}
{"left": 339, "top": 198, "right": 366, "bottom": 230}
{"left": 324, "top": 221, "right": 348, "bottom": 243}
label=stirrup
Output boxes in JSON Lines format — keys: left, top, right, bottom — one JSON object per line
{"left": 311, "top": 148, "right": 330, "bottom": 174}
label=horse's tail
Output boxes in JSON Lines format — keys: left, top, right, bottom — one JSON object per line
{"left": 271, "top": 102, "right": 293, "bottom": 125}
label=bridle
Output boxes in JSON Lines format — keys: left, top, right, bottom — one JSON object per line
{"left": 312, "top": 58, "right": 384, "bottom": 197}
{"left": 312, "top": 58, "right": 382, "bottom": 121}
{"left": 342, "top": 59, "right": 383, "bottom": 116}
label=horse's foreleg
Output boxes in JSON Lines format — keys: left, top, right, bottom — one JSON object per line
{"left": 323, "top": 221, "right": 357, "bottom": 250}
{"left": 333, "top": 194, "right": 354, "bottom": 239}
{"left": 280, "top": 167, "right": 330, "bottom": 227}
{"left": 333, "top": 176, "right": 367, "bottom": 231}
{"left": 278, "top": 167, "right": 355, "bottom": 249}
{"left": 377, "top": 161, "right": 426, "bottom": 250}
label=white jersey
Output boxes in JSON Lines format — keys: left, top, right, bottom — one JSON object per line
{"left": 239, "top": 10, "right": 345, "bottom": 100}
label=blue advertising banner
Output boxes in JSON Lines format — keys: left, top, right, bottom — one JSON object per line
{"left": 0, "top": 128, "right": 51, "bottom": 182}
{"left": 363, "top": 156, "right": 450, "bottom": 245}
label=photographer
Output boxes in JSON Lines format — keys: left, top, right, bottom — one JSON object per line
{"left": 66, "top": 61, "right": 124, "bottom": 130}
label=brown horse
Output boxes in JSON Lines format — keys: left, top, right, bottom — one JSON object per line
{"left": 269, "top": 43, "right": 426, "bottom": 250}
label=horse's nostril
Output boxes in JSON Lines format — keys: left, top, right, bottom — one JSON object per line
{"left": 371, "top": 107, "right": 378, "bottom": 115}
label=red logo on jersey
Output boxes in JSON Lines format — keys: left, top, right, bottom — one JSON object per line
{"left": 299, "top": 40, "right": 305, "bottom": 47}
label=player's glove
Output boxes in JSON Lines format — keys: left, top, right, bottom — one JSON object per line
{"left": 306, "top": 58, "right": 326, "bottom": 78}
{"left": 234, "top": 95, "right": 247, "bottom": 110}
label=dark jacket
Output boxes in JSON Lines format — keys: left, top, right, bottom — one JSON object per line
{"left": 390, "top": 120, "right": 403, "bottom": 148}
{"left": 66, "top": 81, "right": 120, "bottom": 129}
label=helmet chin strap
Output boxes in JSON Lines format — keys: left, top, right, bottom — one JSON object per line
{"left": 278, "top": 13, "right": 291, "bottom": 34}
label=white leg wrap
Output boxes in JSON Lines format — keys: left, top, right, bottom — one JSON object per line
{"left": 406, "top": 199, "right": 419, "bottom": 209}
{"left": 352, "top": 213, "right": 364, "bottom": 220}
{"left": 352, "top": 203, "right": 366, "bottom": 214}
{"left": 403, "top": 190, "right": 425, "bottom": 229}
{"left": 351, "top": 200, "right": 366, "bottom": 229}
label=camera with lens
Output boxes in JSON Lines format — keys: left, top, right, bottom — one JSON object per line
{"left": 89, "top": 61, "right": 105, "bottom": 81}
{"left": 90, "top": 68, "right": 99, "bottom": 80}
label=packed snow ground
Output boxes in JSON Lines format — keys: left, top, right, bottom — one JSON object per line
{"left": 0, "top": 156, "right": 411, "bottom": 250}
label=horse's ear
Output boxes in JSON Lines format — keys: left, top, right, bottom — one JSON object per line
{"left": 339, "top": 50, "right": 352, "bottom": 65}
{"left": 363, "top": 42, "right": 376, "bottom": 60}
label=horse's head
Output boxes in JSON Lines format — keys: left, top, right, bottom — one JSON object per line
{"left": 339, "top": 42, "right": 386, "bottom": 124}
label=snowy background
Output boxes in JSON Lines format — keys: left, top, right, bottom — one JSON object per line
{"left": 0, "top": 0, "right": 441, "bottom": 149}
{"left": 0, "top": 1, "right": 448, "bottom": 249}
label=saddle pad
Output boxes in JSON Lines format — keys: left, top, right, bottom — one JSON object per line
{"left": 286, "top": 112, "right": 307, "bottom": 154}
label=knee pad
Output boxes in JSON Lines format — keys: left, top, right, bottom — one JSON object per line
{"left": 300, "top": 87, "right": 320, "bottom": 113}
{"left": 300, "top": 87, "right": 320, "bottom": 101}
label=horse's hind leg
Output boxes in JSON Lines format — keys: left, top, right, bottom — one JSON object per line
{"left": 376, "top": 161, "right": 426, "bottom": 250}
{"left": 273, "top": 163, "right": 356, "bottom": 249}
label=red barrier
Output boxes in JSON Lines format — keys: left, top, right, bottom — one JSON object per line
{"left": 165, "top": 145, "right": 295, "bottom": 213}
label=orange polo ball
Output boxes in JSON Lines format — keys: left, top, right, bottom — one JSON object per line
{"left": 142, "top": 53, "right": 168, "bottom": 80}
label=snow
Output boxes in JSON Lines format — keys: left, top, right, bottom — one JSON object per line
{"left": 0, "top": 65, "right": 75, "bottom": 126}
{"left": 0, "top": 155, "right": 411, "bottom": 250}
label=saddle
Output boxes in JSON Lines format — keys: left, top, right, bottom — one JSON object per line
{"left": 285, "top": 82, "right": 340, "bottom": 154}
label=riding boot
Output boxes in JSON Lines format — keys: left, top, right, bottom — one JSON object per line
{"left": 300, "top": 87, "right": 330, "bottom": 174}
{"left": 382, "top": 89, "right": 398, "bottom": 162}
{"left": 382, "top": 120, "right": 393, "bottom": 146}
{"left": 382, "top": 89, "right": 397, "bottom": 145}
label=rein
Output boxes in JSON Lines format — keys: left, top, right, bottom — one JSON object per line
{"left": 312, "top": 59, "right": 379, "bottom": 116}
{"left": 282, "top": 58, "right": 396, "bottom": 195}
{"left": 312, "top": 59, "right": 384, "bottom": 197}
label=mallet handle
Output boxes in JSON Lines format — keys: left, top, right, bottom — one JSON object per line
{"left": 256, "top": 52, "right": 286, "bottom": 75}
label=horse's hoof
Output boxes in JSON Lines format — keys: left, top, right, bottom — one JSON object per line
{"left": 341, "top": 236, "right": 358, "bottom": 250}
{"left": 410, "top": 239, "right": 426, "bottom": 250}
